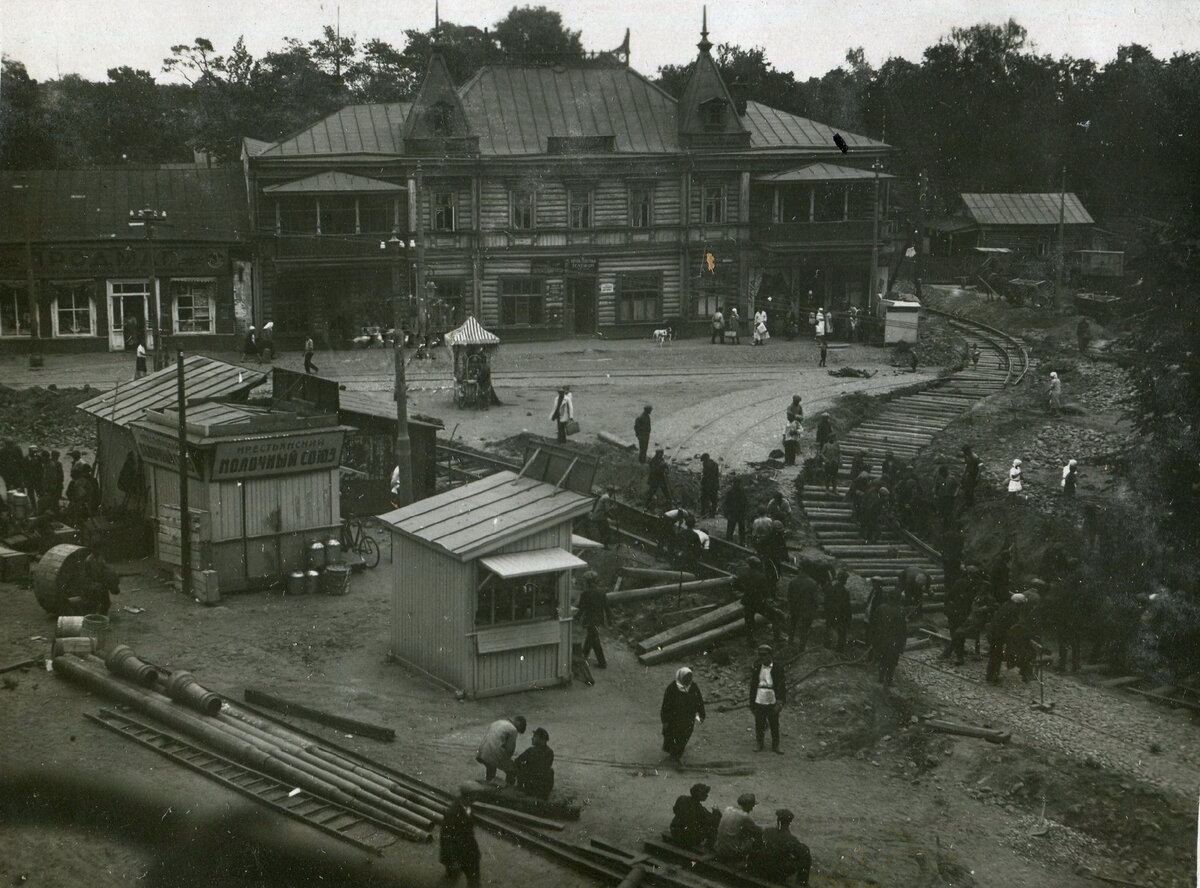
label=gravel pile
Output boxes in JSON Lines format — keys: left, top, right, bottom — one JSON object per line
{"left": 0, "top": 384, "right": 97, "bottom": 451}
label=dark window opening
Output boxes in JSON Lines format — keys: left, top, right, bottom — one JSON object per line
{"left": 499, "top": 276, "right": 546, "bottom": 325}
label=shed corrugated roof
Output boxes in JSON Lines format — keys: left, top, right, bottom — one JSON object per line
{"left": 754, "top": 162, "right": 895, "bottom": 183}
{"left": 444, "top": 316, "right": 500, "bottom": 346}
{"left": 961, "top": 193, "right": 1093, "bottom": 227}
{"left": 379, "top": 470, "right": 592, "bottom": 561}
{"left": 258, "top": 104, "right": 410, "bottom": 157}
{"left": 0, "top": 167, "right": 247, "bottom": 244}
{"left": 336, "top": 389, "right": 444, "bottom": 428}
{"left": 264, "top": 171, "right": 406, "bottom": 194}
{"left": 459, "top": 65, "right": 679, "bottom": 155}
{"left": 743, "top": 102, "right": 888, "bottom": 152}
{"left": 77, "top": 355, "right": 267, "bottom": 428}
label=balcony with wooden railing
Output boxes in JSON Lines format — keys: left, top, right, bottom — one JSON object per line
{"left": 750, "top": 217, "right": 896, "bottom": 247}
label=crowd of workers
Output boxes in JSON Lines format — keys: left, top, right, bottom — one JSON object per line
{"left": 0, "top": 440, "right": 101, "bottom": 530}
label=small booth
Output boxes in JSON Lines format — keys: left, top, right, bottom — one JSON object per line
{"left": 881, "top": 299, "right": 921, "bottom": 343}
{"left": 444, "top": 316, "right": 500, "bottom": 409}
{"left": 379, "top": 469, "right": 592, "bottom": 698}
{"left": 130, "top": 403, "right": 350, "bottom": 597}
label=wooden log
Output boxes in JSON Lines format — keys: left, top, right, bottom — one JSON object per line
{"left": 244, "top": 688, "right": 396, "bottom": 742}
{"left": 620, "top": 567, "right": 698, "bottom": 584}
{"left": 637, "top": 601, "right": 744, "bottom": 652}
{"left": 598, "top": 431, "right": 636, "bottom": 451}
{"left": 609, "top": 576, "right": 733, "bottom": 605}
{"left": 638, "top": 615, "right": 766, "bottom": 666}
{"left": 0, "top": 657, "right": 40, "bottom": 674}
{"left": 473, "top": 802, "right": 566, "bottom": 831}
{"left": 920, "top": 718, "right": 1011, "bottom": 744}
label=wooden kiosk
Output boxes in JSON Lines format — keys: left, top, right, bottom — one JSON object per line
{"left": 379, "top": 458, "right": 594, "bottom": 698}
{"left": 130, "top": 403, "right": 350, "bottom": 597}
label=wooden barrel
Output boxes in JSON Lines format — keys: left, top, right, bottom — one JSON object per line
{"left": 33, "top": 544, "right": 91, "bottom": 615}
{"left": 56, "top": 616, "right": 87, "bottom": 638}
{"left": 321, "top": 563, "right": 351, "bottom": 596}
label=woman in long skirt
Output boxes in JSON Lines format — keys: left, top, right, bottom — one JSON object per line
{"left": 661, "top": 666, "right": 706, "bottom": 761}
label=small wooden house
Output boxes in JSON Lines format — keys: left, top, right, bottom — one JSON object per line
{"left": 130, "top": 403, "right": 350, "bottom": 596}
{"left": 379, "top": 470, "right": 592, "bottom": 698}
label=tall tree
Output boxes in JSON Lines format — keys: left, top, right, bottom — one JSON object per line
{"left": 0, "top": 58, "right": 53, "bottom": 169}
{"left": 492, "top": 5, "right": 583, "bottom": 61}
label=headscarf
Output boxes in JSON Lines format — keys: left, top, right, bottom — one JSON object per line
{"left": 1012, "top": 459, "right": 1022, "bottom": 468}
{"left": 674, "top": 667, "right": 694, "bottom": 693}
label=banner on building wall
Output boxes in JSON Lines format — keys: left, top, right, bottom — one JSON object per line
{"left": 211, "top": 431, "right": 343, "bottom": 481}
{"left": 130, "top": 427, "right": 204, "bottom": 479}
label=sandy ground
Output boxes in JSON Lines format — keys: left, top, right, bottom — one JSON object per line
{"left": 1, "top": 332, "right": 1194, "bottom": 887}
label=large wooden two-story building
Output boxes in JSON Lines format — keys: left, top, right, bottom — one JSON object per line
{"left": 244, "top": 22, "right": 893, "bottom": 344}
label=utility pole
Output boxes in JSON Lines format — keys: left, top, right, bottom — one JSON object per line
{"left": 129, "top": 207, "right": 168, "bottom": 370}
{"left": 387, "top": 234, "right": 413, "bottom": 507}
{"left": 915, "top": 170, "right": 928, "bottom": 301}
{"left": 870, "top": 160, "right": 881, "bottom": 303}
{"left": 414, "top": 161, "right": 428, "bottom": 350}
{"left": 1057, "top": 165, "right": 1067, "bottom": 291}
{"left": 12, "top": 182, "right": 42, "bottom": 368}
{"left": 176, "top": 349, "right": 192, "bottom": 600}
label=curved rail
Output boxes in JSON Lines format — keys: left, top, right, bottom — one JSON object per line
{"left": 922, "top": 304, "right": 1030, "bottom": 387}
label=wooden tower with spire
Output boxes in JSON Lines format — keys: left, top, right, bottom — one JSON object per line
{"left": 676, "top": 7, "right": 750, "bottom": 148}
{"left": 402, "top": 6, "right": 478, "bottom": 156}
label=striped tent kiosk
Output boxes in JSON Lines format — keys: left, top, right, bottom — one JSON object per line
{"left": 445, "top": 317, "right": 501, "bottom": 408}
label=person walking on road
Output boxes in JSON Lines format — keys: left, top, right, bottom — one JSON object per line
{"left": 960, "top": 444, "right": 982, "bottom": 506}
{"left": 440, "top": 792, "right": 481, "bottom": 888}
{"left": 699, "top": 453, "right": 720, "bottom": 517}
{"left": 727, "top": 307, "right": 741, "bottom": 344}
{"left": 786, "top": 395, "right": 804, "bottom": 424}
{"left": 660, "top": 666, "right": 706, "bottom": 763}
{"left": 823, "top": 569, "right": 852, "bottom": 651}
{"left": 1007, "top": 458, "right": 1023, "bottom": 497}
{"left": 710, "top": 308, "right": 725, "bottom": 344}
{"left": 576, "top": 570, "right": 612, "bottom": 669}
{"left": 1048, "top": 371, "right": 1063, "bottom": 416}
{"left": 783, "top": 416, "right": 802, "bottom": 466}
{"left": 645, "top": 446, "right": 671, "bottom": 508}
{"left": 303, "top": 334, "right": 318, "bottom": 375}
{"left": 243, "top": 325, "right": 260, "bottom": 364}
{"left": 634, "top": 405, "right": 652, "bottom": 463}
{"left": 550, "top": 385, "right": 574, "bottom": 443}
{"left": 723, "top": 475, "right": 748, "bottom": 544}
{"left": 821, "top": 435, "right": 841, "bottom": 493}
{"left": 134, "top": 340, "right": 148, "bottom": 380}
{"left": 749, "top": 644, "right": 786, "bottom": 753}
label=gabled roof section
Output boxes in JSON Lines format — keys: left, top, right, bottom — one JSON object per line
{"left": 459, "top": 65, "right": 679, "bottom": 155}
{"left": 403, "top": 53, "right": 476, "bottom": 153}
{"left": 257, "top": 104, "right": 410, "bottom": 157}
{"left": 675, "top": 18, "right": 749, "bottom": 148}
{"left": 379, "top": 470, "right": 593, "bottom": 561}
{"left": 961, "top": 193, "right": 1094, "bottom": 226}
{"left": 0, "top": 167, "right": 247, "bottom": 244}
{"left": 755, "top": 162, "right": 895, "bottom": 183}
{"left": 263, "top": 171, "right": 406, "bottom": 194}
{"left": 78, "top": 355, "right": 267, "bottom": 428}
{"left": 444, "top": 316, "right": 500, "bottom": 346}
{"left": 743, "top": 102, "right": 888, "bottom": 153}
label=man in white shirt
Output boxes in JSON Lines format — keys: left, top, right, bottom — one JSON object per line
{"left": 747, "top": 644, "right": 786, "bottom": 753}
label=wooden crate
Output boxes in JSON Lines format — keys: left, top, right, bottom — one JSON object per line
{"left": 173, "top": 568, "right": 220, "bottom": 604}
{"left": 0, "top": 545, "right": 31, "bottom": 583}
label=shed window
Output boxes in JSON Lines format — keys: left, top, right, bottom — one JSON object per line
{"left": 476, "top": 573, "right": 559, "bottom": 627}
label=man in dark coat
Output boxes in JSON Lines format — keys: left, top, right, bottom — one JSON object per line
{"left": 576, "top": 570, "right": 612, "bottom": 669}
{"left": 439, "top": 792, "right": 481, "bottom": 887}
{"left": 749, "top": 809, "right": 812, "bottom": 885}
{"left": 940, "top": 568, "right": 979, "bottom": 661}
{"left": 946, "top": 589, "right": 997, "bottom": 665}
{"left": 1044, "top": 571, "right": 1089, "bottom": 672}
{"left": 644, "top": 447, "right": 671, "bottom": 508}
{"left": 699, "top": 453, "right": 720, "bottom": 518}
{"left": 870, "top": 588, "right": 907, "bottom": 686}
{"left": 0, "top": 439, "right": 25, "bottom": 495}
{"left": 941, "top": 523, "right": 964, "bottom": 591}
{"left": 822, "top": 570, "right": 852, "bottom": 652}
{"left": 80, "top": 552, "right": 121, "bottom": 616}
{"left": 660, "top": 667, "right": 705, "bottom": 762}
{"left": 986, "top": 593, "right": 1029, "bottom": 683}
{"left": 899, "top": 565, "right": 931, "bottom": 618}
{"left": 740, "top": 558, "right": 782, "bottom": 647}
{"left": 858, "top": 484, "right": 889, "bottom": 543}
{"left": 511, "top": 727, "right": 555, "bottom": 799}
{"left": 634, "top": 405, "right": 653, "bottom": 463}
{"left": 670, "top": 783, "right": 720, "bottom": 850}
{"left": 723, "top": 476, "right": 748, "bottom": 544}
{"left": 960, "top": 444, "right": 982, "bottom": 506}
{"left": 748, "top": 644, "right": 786, "bottom": 752}
{"left": 786, "top": 395, "right": 803, "bottom": 424}
{"left": 786, "top": 572, "right": 820, "bottom": 651}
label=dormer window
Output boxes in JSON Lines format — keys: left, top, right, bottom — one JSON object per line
{"left": 700, "top": 97, "right": 727, "bottom": 132}
{"left": 427, "top": 100, "right": 455, "bottom": 136}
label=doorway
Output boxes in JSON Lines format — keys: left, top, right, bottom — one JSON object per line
{"left": 108, "top": 282, "right": 150, "bottom": 351}
{"left": 568, "top": 276, "right": 596, "bottom": 335}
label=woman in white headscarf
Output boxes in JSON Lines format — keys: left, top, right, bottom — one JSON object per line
{"left": 1048, "top": 371, "right": 1063, "bottom": 415}
{"left": 1007, "top": 458, "right": 1023, "bottom": 495}
{"left": 1061, "top": 458, "right": 1078, "bottom": 497}
{"left": 660, "top": 666, "right": 706, "bottom": 762}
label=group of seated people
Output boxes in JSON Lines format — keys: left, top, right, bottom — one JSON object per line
{"left": 475, "top": 715, "right": 555, "bottom": 800}
{"left": 669, "top": 783, "right": 811, "bottom": 885}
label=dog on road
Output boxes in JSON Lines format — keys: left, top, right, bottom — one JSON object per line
{"left": 653, "top": 327, "right": 673, "bottom": 346}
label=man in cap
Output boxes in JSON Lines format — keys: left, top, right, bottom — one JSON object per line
{"left": 575, "top": 570, "right": 612, "bottom": 669}
{"left": 475, "top": 715, "right": 527, "bottom": 782}
{"left": 670, "top": 783, "right": 720, "bottom": 850}
{"left": 985, "top": 592, "right": 1028, "bottom": 683}
{"left": 714, "top": 792, "right": 762, "bottom": 864}
{"left": 645, "top": 446, "right": 671, "bottom": 508}
{"left": 634, "top": 405, "right": 653, "bottom": 463}
{"left": 699, "top": 453, "right": 720, "bottom": 518}
{"left": 748, "top": 644, "right": 786, "bottom": 753}
{"left": 750, "top": 809, "right": 812, "bottom": 884}
{"left": 511, "top": 727, "right": 554, "bottom": 799}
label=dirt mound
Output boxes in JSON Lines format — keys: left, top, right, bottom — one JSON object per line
{"left": 0, "top": 384, "right": 98, "bottom": 448}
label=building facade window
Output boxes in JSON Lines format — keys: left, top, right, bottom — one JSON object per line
{"left": 629, "top": 185, "right": 653, "bottom": 228}
{"left": 476, "top": 574, "right": 559, "bottom": 627}
{"left": 701, "top": 185, "right": 727, "bottom": 224}
{"left": 319, "top": 196, "right": 357, "bottom": 235}
{"left": 568, "top": 186, "right": 593, "bottom": 229}
{"left": 499, "top": 276, "right": 545, "bottom": 325}
{"left": 278, "top": 197, "right": 317, "bottom": 234}
{"left": 692, "top": 291, "right": 721, "bottom": 319}
{"left": 433, "top": 191, "right": 457, "bottom": 232}
{"left": 170, "top": 278, "right": 217, "bottom": 334}
{"left": 50, "top": 282, "right": 95, "bottom": 336}
{"left": 700, "top": 97, "right": 727, "bottom": 132}
{"left": 0, "top": 283, "right": 30, "bottom": 337}
{"left": 510, "top": 188, "right": 536, "bottom": 230}
{"left": 359, "top": 196, "right": 394, "bottom": 234}
{"left": 616, "top": 272, "right": 661, "bottom": 322}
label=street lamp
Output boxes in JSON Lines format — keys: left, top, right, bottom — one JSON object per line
{"left": 12, "top": 182, "right": 41, "bottom": 368}
{"left": 382, "top": 233, "right": 412, "bottom": 507}
{"left": 129, "top": 207, "right": 169, "bottom": 370}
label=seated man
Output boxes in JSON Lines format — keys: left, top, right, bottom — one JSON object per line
{"left": 713, "top": 792, "right": 762, "bottom": 865}
{"left": 510, "top": 727, "right": 554, "bottom": 800}
{"left": 750, "top": 809, "right": 812, "bottom": 885}
{"left": 669, "top": 782, "right": 720, "bottom": 850}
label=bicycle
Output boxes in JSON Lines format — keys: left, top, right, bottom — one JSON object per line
{"left": 340, "top": 518, "right": 381, "bottom": 569}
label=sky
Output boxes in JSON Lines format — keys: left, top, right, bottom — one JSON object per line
{"left": 3, "top": 0, "right": 1199, "bottom": 85}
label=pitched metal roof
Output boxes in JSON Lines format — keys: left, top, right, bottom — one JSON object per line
{"left": 335, "top": 389, "right": 444, "bottom": 429}
{"left": 258, "top": 104, "right": 410, "bottom": 157}
{"left": 459, "top": 65, "right": 679, "bottom": 155}
{"left": 264, "top": 171, "right": 406, "bottom": 194}
{"left": 379, "top": 470, "right": 593, "bottom": 561}
{"left": 444, "top": 316, "right": 500, "bottom": 346}
{"left": 754, "top": 162, "right": 895, "bottom": 183}
{"left": 743, "top": 102, "right": 888, "bottom": 152}
{"left": 961, "top": 193, "right": 1094, "bottom": 227}
{"left": 77, "top": 355, "right": 267, "bottom": 428}
{"left": 0, "top": 167, "right": 247, "bottom": 244}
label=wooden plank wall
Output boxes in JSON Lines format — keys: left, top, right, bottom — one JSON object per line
{"left": 390, "top": 536, "right": 472, "bottom": 689}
